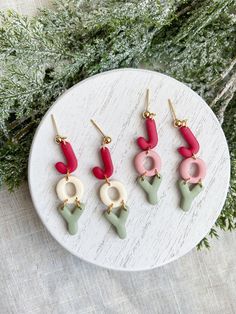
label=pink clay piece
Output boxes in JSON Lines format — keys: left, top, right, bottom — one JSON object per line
{"left": 134, "top": 150, "right": 161, "bottom": 177}
{"left": 179, "top": 157, "right": 206, "bottom": 183}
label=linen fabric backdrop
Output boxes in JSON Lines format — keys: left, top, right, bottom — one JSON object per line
{"left": 0, "top": 1, "right": 235, "bottom": 313}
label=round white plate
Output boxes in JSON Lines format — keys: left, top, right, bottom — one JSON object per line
{"left": 28, "top": 68, "right": 230, "bottom": 271}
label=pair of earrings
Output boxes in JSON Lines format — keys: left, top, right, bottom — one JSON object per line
{"left": 134, "top": 91, "right": 206, "bottom": 209}
{"left": 51, "top": 115, "right": 128, "bottom": 239}
{"left": 51, "top": 89, "right": 206, "bottom": 239}
{"left": 134, "top": 91, "right": 206, "bottom": 210}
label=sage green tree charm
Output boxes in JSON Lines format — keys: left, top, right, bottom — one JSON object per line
{"left": 59, "top": 203, "right": 85, "bottom": 235}
{"left": 178, "top": 180, "right": 203, "bottom": 211}
{"left": 104, "top": 205, "right": 129, "bottom": 239}
{"left": 137, "top": 174, "right": 162, "bottom": 205}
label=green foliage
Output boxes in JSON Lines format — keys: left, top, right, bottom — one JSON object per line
{"left": 0, "top": 0, "right": 235, "bottom": 247}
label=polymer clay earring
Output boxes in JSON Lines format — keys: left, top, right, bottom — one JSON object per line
{"left": 91, "top": 119, "right": 129, "bottom": 239}
{"left": 134, "top": 89, "right": 162, "bottom": 205}
{"left": 51, "top": 115, "right": 85, "bottom": 235}
{"left": 168, "top": 99, "right": 206, "bottom": 211}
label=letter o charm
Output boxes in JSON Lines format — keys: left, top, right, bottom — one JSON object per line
{"left": 56, "top": 176, "right": 84, "bottom": 204}
{"left": 179, "top": 157, "right": 206, "bottom": 184}
{"left": 134, "top": 150, "right": 161, "bottom": 177}
{"left": 100, "top": 180, "right": 127, "bottom": 208}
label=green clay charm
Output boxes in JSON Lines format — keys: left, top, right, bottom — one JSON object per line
{"left": 178, "top": 180, "right": 203, "bottom": 211}
{"left": 137, "top": 174, "right": 162, "bottom": 205}
{"left": 59, "top": 203, "right": 85, "bottom": 235}
{"left": 104, "top": 205, "right": 129, "bottom": 239}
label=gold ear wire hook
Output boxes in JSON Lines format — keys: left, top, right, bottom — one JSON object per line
{"left": 51, "top": 114, "right": 67, "bottom": 144}
{"left": 146, "top": 88, "right": 150, "bottom": 112}
{"left": 168, "top": 99, "right": 177, "bottom": 121}
{"left": 143, "top": 88, "right": 156, "bottom": 119}
{"left": 90, "top": 119, "right": 112, "bottom": 145}
{"left": 167, "top": 99, "right": 187, "bottom": 128}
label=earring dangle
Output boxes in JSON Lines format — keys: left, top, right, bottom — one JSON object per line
{"left": 134, "top": 89, "right": 162, "bottom": 205}
{"left": 91, "top": 119, "right": 129, "bottom": 239}
{"left": 168, "top": 100, "right": 206, "bottom": 211}
{"left": 51, "top": 115, "right": 85, "bottom": 235}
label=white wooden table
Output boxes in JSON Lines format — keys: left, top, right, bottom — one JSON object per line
{"left": 28, "top": 68, "right": 230, "bottom": 271}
